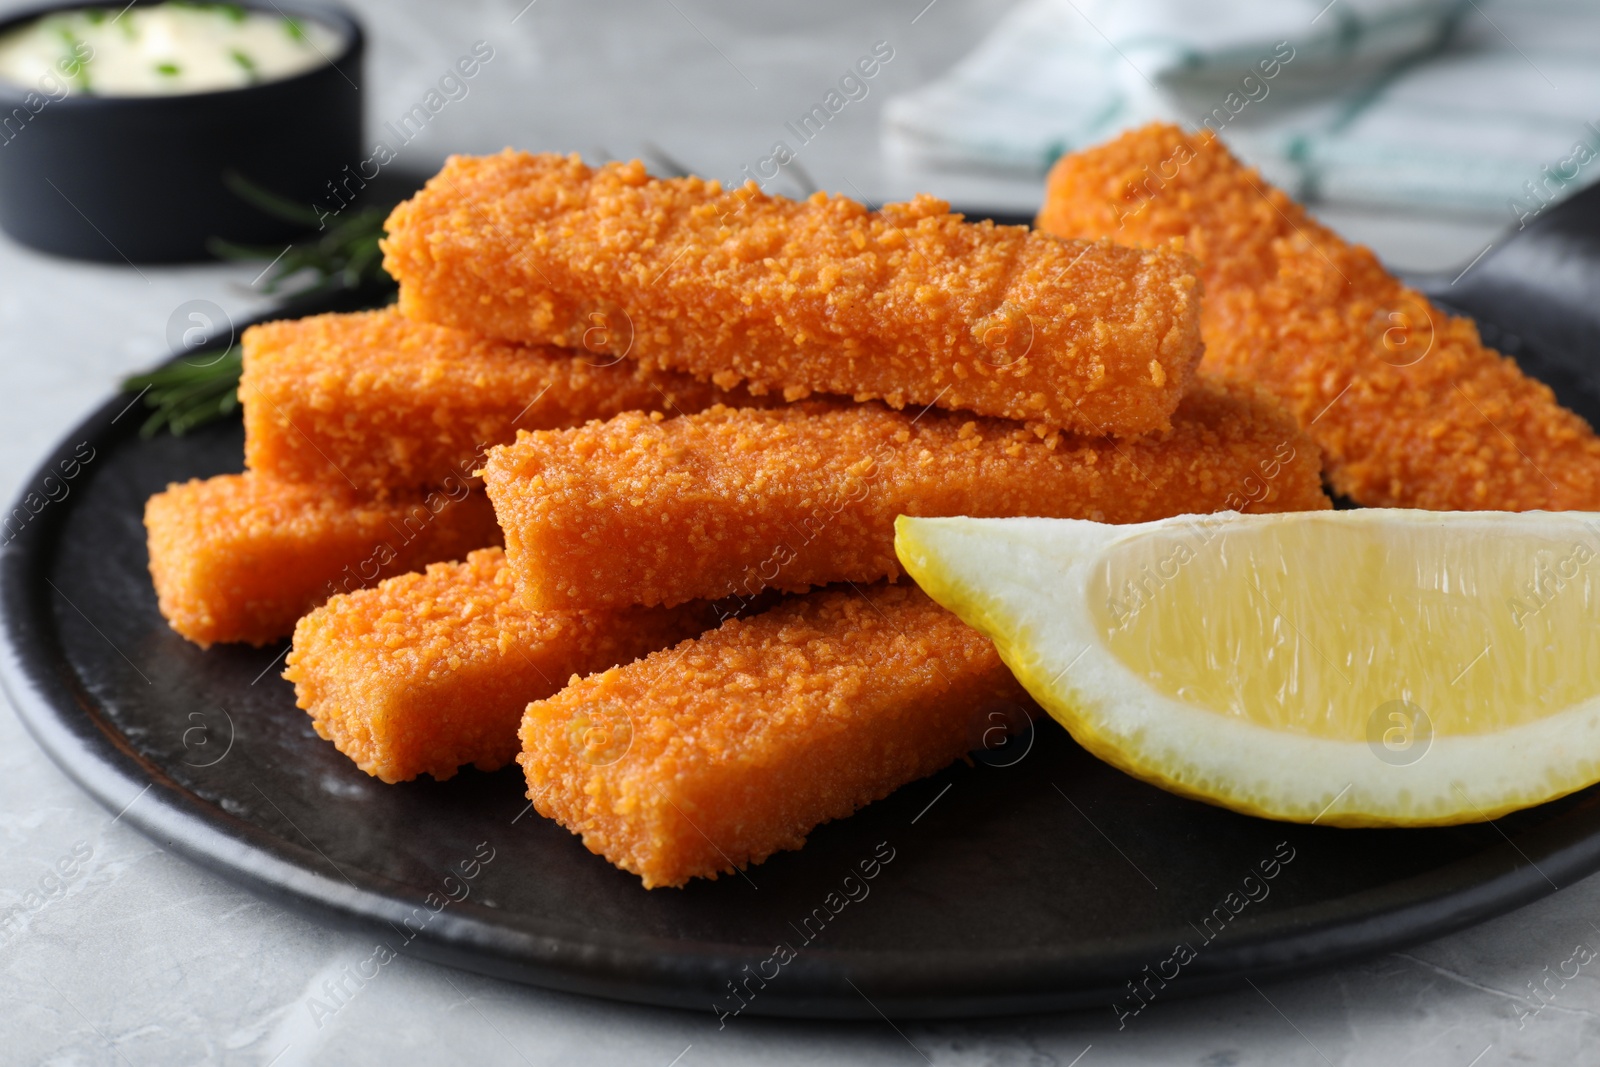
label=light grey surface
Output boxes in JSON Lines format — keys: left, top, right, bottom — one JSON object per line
{"left": 0, "top": 2, "right": 1589, "bottom": 1064}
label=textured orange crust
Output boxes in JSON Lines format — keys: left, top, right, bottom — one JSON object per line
{"left": 144, "top": 473, "right": 500, "bottom": 647}
{"left": 482, "top": 378, "right": 1329, "bottom": 610}
{"left": 381, "top": 152, "right": 1204, "bottom": 435}
{"left": 241, "top": 307, "right": 770, "bottom": 494}
{"left": 519, "top": 584, "right": 1032, "bottom": 888}
{"left": 1037, "top": 123, "right": 1600, "bottom": 510}
{"left": 284, "top": 548, "right": 715, "bottom": 783}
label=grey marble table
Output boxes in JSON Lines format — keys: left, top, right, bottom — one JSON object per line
{"left": 0, "top": 1, "right": 1588, "bottom": 1063}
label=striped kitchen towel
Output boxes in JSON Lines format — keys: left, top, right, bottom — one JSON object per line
{"left": 882, "top": 0, "right": 1600, "bottom": 221}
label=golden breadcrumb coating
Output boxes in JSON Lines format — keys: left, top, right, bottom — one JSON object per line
{"left": 284, "top": 548, "right": 715, "bottom": 783}
{"left": 482, "top": 378, "right": 1329, "bottom": 610}
{"left": 381, "top": 152, "right": 1204, "bottom": 435}
{"left": 241, "top": 307, "right": 771, "bottom": 495}
{"left": 519, "top": 583, "right": 1033, "bottom": 888}
{"left": 144, "top": 473, "right": 500, "bottom": 647}
{"left": 1037, "top": 123, "right": 1600, "bottom": 510}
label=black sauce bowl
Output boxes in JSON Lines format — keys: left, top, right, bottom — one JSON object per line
{"left": 0, "top": 0, "right": 363, "bottom": 263}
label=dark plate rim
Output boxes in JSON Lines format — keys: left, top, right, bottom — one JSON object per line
{"left": 4, "top": 296, "right": 1599, "bottom": 1021}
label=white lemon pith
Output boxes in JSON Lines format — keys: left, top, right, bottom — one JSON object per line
{"left": 894, "top": 510, "right": 1600, "bottom": 827}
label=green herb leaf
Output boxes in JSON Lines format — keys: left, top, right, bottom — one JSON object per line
{"left": 122, "top": 347, "right": 242, "bottom": 439}
{"left": 207, "top": 203, "right": 392, "bottom": 299}
{"left": 155, "top": 61, "right": 180, "bottom": 76}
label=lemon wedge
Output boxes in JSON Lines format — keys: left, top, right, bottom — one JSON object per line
{"left": 895, "top": 510, "right": 1600, "bottom": 826}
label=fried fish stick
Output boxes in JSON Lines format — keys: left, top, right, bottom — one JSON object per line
{"left": 520, "top": 583, "right": 1031, "bottom": 888}
{"left": 145, "top": 473, "right": 499, "bottom": 647}
{"left": 482, "top": 378, "right": 1329, "bottom": 611}
{"left": 1036, "top": 123, "right": 1600, "bottom": 510}
{"left": 381, "top": 153, "right": 1204, "bottom": 435}
{"left": 242, "top": 307, "right": 769, "bottom": 495}
{"left": 284, "top": 549, "right": 716, "bottom": 783}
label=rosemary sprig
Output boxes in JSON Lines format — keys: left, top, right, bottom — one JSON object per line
{"left": 219, "top": 170, "right": 322, "bottom": 225}
{"left": 122, "top": 174, "right": 398, "bottom": 436}
{"left": 208, "top": 172, "right": 396, "bottom": 299}
{"left": 208, "top": 207, "right": 389, "bottom": 299}
{"left": 123, "top": 346, "right": 242, "bottom": 438}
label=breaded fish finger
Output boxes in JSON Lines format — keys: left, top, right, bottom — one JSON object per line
{"left": 241, "top": 307, "right": 769, "bottom": 495}
{"left": 381, "top": 153, "right": 1204, "bottom": 435}
{"left": 481, "top": 378, "right": 1329, "bottom": 611}
{"left": 144, "top": 473, "right": 499, "bottom": 647}
{"left": 519, "top": 583, "right": 1033, "bottom": 888}
{"left": 285, "top": 548, "right": 716, "bottom": 783}
{"left": 1036, "top": 123, "right": 1600, "bottom": 510}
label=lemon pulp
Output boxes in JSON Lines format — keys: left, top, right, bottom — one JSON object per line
{"left": 1090, "top": 513, "right": 1600, "bottom": 739}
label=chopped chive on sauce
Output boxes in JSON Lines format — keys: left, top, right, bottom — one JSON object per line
{"left": 0, "top": 3, "right": 341, "bottom": 95}
{"left": 50, "top": 27, "right": 93, "bottom": 90}
{"left": 63, "top": 57, "right": 91, "bottom": 91}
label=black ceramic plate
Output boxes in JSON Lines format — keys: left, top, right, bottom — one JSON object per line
{"left": 8, "top": 202, "right": 1600, "bottom": 1021}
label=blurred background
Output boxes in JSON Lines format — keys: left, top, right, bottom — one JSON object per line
{"left": 276, "top": 0, "right": 1595, "bottom": 269}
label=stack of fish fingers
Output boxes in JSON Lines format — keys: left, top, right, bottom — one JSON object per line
{"left": 148, "top": 146, "right": 1348, "bottom": 887}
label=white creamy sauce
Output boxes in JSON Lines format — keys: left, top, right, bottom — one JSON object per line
{"left": 0, "top": 3, "right": 342, "bottom": 96}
